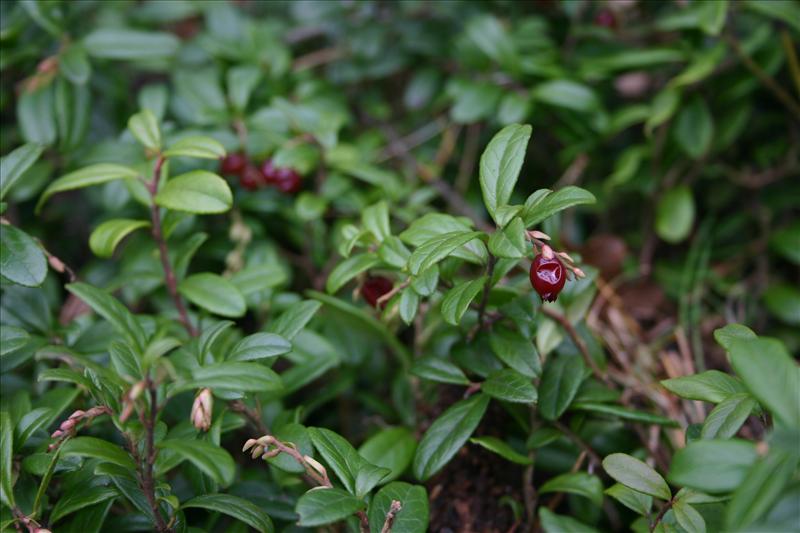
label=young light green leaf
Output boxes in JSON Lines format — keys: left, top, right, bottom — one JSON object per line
{"left": 522, "top": 186, "right": 596, "bottom": 227}
{"left": 481, "top": 368, "right": 537, "bottom": 404}
{"left": 359, "top": 427, "right": 417, "bottom": 484}
{"left": 539, "top": 353, "right": 586, "bottom": 420}
{"left": 540, "top": 472, "right": 604, "bottom": 506}
{"left": 411, "top": 356, "right": 470, "bottom": 386}
{"left": 701, "top": 393, "right": 756, "bottom": 439}
{"left": 183, "top": 493, "right": 274, "bottom": 533}
{"left": 673, "top": 499, "right": 707, "bottom": 533}
{"left": 158, "top": 439, "right": 235, "bottom": 486}
{"left": 440, "top": 276, "right": 486, "bottom": 326}
{"left": 668, "top": 439, "right": 757, "bottom": 493}
{"left": 61, "top": 436, "right": 136, "bottom": 470}
{"left": 0, "top": 225, "right": 47, "bottom": 287}
{"left": 326, "top": 253, "right": 381, "bottom": 294}
{"left": 228, "top": 333, "right": 291, "bottom": 362}
{"left": 367, "top": 482, "right": 429, "bottom": 533}
{"left": 412, "top": 393, "right": 490, "bottom": 481}
{"left": 0, "top": 412, "right": 14, "bottom": 507}
{"left": 1, "top": 143, "right": 44, "bottom": 200}
{"left": 408, "top": 231, "right": 486, "bottom": 275}
{"left": 83, "top": 28, "right": 180, "bottom": 60}
{"left": 155, "top": 171, "right": 232, "bottom": 214}
{"left": 602, "top": 453, "right": 671, "bottom": 500}
{"left": 88, "top": 219, "right": 150, "bottom": 258}
{"left": 179, "top": 273, "right": 246, "bottom": 318}
{"left": 661, "top": 370, "right": 746, "bottom": 403}
{"left": 488, "top": 217, "right": 526, "bottom": 258}
{"left": 163, "top": 136, "right": 226, "bottom": 160}
{"left": 479, "top": 124, "right": 531, "bottom": 223}
{"left": 296, "top": 487, "right": 365, "bottom": 527}
{"left": 128, "top": 109, "right": 161, "bottom": 151}
{"left": 470, "top": 436, "right": 532, "bottom": 465}
{"left": 656, "top": 185, "right": 695, "bottom": 243}
{"left": 362, "top": 200, "right": 391, "bottom": 242}
{"left": 36, "top": 163, "right": 140, "bottom": 213}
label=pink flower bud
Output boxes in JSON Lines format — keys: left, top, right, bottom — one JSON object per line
{"left": 191, "top": 388, "right": 213, "bottom": 431}
{"left": 68, "top": 410, "right": 86, "bottom": 420}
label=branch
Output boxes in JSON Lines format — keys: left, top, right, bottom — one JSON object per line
{"left": 147, "top": 156, "right": 198, "bottom": 337}
{"left": 141, "top": 375, "right": 172, "bottom": 532}
{"left": 380, "top": 500, "right": 403, "bottom": 533}
{"left": 650, "top": 497, "right": 675, "bottom": 533}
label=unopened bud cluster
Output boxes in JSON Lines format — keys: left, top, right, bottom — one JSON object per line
{"left": 49, "top": 406, "right": 111, "bottom": 450}
{"left": 190, "top": 388, "right": 213, "bottom": 431}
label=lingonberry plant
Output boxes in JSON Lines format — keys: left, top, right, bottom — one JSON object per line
{"left": 1, "top": 1, "right": 799, "bottom": 532}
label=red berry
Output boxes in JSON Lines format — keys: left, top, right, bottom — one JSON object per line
{"left": 362, "top": 276, "right": 394, "bottom": 308}
{"left": 239, "top": 164, "right": 263, "bottom": 191}
{"left": 530, "top": 254, "right": 566, "bottom": 302}
{"left": 220, "top": 152, "right": 247, "bottom": 176}
{"left": 273, "top": 167, "right": 302, "bottom": 194}
{"left": 260, "top": 159, "right": 278, "bottom": 183}
{"left": 594, "top": 9, "right": 617, "bottom": 29}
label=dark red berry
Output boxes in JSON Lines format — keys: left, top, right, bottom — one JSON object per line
{"left": 362, "top": 276, "right": 394, "bottom": 308}
{"left": 530, "top": 254, "right": 566, "bottom": 302}
{"left": 272, "top": 167, "right": 302, "bottom": 194}
{"left": 260, "top": 159, "right": 278, "bottom": 184}
{"left": 239, "top": 164, "right": 263, "bottom": 191}
{"left": 594, "top": 9, "right": 617, "bottom": 29}
{"left": 220, "top": 152, "right": 248, "bottom": 176}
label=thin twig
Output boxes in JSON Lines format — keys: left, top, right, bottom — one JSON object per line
{"left": 380, "top": 500, "right": 403, "bottom": 533}
{"left": 141, "top": 375, "right": 171, "bottom": 532}
{"left": 650, "top": 497, "right": 675, "bottom": 533}
{"left": 229, "top": 400, "right": 269, "bottom": 435}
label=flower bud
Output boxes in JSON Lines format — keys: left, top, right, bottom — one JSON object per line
{"left": 191, "top": 388, "right": 213, "bottom": 431}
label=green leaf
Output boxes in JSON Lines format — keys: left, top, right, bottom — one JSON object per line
{"left": 539, "top": 508, "right": 599, "bottom": 533}
{"left": 661, "top": 370, "right": 746, "bottom": 403}
{"left": 228, "top": 333, "right": 291, "bottom": 362}
{"left": 488, "top": 217, "right": 527, "bottom": 258}
{"left": 61, "top": 436, "right": 136, "bottom": 470}
{"left": 309, "top": 427, "right": 390, "bottom": 497}
{"left": 37, "top": 163, "right": 140, "bottom": 213}
{"left": 108, "top": 340, "right": 142, "bottom": 382}
{"left": 744, "top": 0, "right": 800, "bottom": 33}
{"left": 605, "top": 483, "right": 652, "bottom": 516}
{"left": 359, "top": 427, "right": 417, "bottom": 484}
{"left": 440, "top": 276, "right": 487, "bottom": 326}
{"left": 32, "top": 446, "right": 61, "bottom": 517}
{"left": 408, "top": 231, "right": 486, "bottom": 275}
{"left": 66, "top": 282, "right": 147, "bottom": 352}
{"left": 701, "top": 393, "right": 756, "bottom": 439}
{"left": 0, "top": 143, "right": 44, "bottom": 200}
{"left": 763, "top": 284, "right": 800, "bottom": 325}
{"left": 183, "top": 493, "right": 274, "bottom": 533}
{"left": 128, "top": 109, "right": 161, "bottom": 152}
{"left": 539, "top": 353, "right": 586, "bottom": 420}
{"left": 83, "top": 28, "right": 180, "bottom": 60}
{"left": 362, "top": 201, "right": 391, "bottom": 242}
{"left": 673, "top": 500, "right": 707, "bottom": 533}
{"left": 769, "top": 222, "right": 800, "bottom": 265}
{"left": 399, "top": 289, "right": 419, "bottom": 325}
{"left": 470, "top": 436, "right": 532, "bottom": 465}
{"left": 482, "top": 368, "right": 537, "bottom": 404}
{"left": 50, "top": 485, "right": 117, "bottom": 524}
{"left": 465, "top": 14, "right": 517, "bottom": 67}
{"left": 668, "top": 439, "right": 758, "bottom": 493}
{"left": 378, "top": 236, "right": 411, "bottom": 268}
{"left": 59, "top": 44, "right": 91, "bottom": 85}
{"left": 411, "top": 356, "right": 470, "bottom": 386}
{"left": 54, "top": 78, "right": 89, "bottom": 152}
{"left": 645, "top": 88, "right": 681, "bottom": 136}
{"left": 570, "top": 402, "right": 680, "bottom": 427}
{"left": 179, "top": 273, "right": 246, "bottom": 318}
{"left": 725, "top": 450, "right": 797, "bottom": 530}
{"left": 698, "top": 0, "right": 728, "bottom": 34}
{"left": 522, "top": 186, "right": 596, "bottom": 227}
{"left": 713, "top": 324, "right": 757, "bottom": 352}
{"left": 226, "top": 65, "right": 262, "bottom": 112}
{"left": 0, "top": 412, "right": 14, "bottom": 507}
{"left": 728, "top": 337, "right": 800, "bottom": 428}
{"left": 296, "top": 487, "right": 365, "bottom": 527}
{"left": 489, "top": 326, "right": 541, "bottom": 378}
{"left": 656, "top": 185, "right": 695, "bottom": 244}
{"left": 163, "top": 135, "right": 226, "bottom": 160}
{"left": 17, "top": 85, "right": 56, "bottom": 146}
{"left": 532, "top": 80, "right": 598, "bottom": 112}
{"left": 412, "top": 394, "right": 490, "bottom": 481}
{"left": 602, "top": 453, "right": 671, "bottom": 500}
{"left": 540, "top": 472, "right": 604, "bottom": 506}
{"left": 266, "top": 300, "right": 321, "bottom": 341}
{"left": 673, "top": 96, "right": 713, "bottom": 159}
{"left": 0, "top": 225, "right": 47, "bottom": 287}
{"left": 159, "top": 439, "right": 235, "bottom": 486}
{"left": 0, "top": 325, "right": 29, "bottom": 356}
{"left": 478, "top": 124, "right": 531, "bottom": 223}
{"left": 367, "top": 482, "right": 429, "bottom": 533}
{"left": 186, "top": 362, "right": 282, "bottom": 392}
{"left": 155, "top": 170, "right": 232, "bottom": 214}
{"left": 326, "top": 253, "right": 381, "bottom": 294}
{"left": 400, "top": 214, "right": 487, "bottom": 265}
{"left": 15, "top": 407, "right": 52, "bottom": 448}
{"left": 88, "top": 219, "right": 150, "bottom": 258}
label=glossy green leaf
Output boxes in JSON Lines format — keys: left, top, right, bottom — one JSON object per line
{"left": 61, "top": 436, "right": 136, "bottom": 470}
{"left": 713, "top": 324, "right": 757, "bottom": 352}
{"left": 66, "top": 282, "right": 147, "bottom": 352}
{"left": 159, "top": 439, "right": 235, "bottom": 486}
{"left": 539, "top": 508, "right": 599, "bottom": 533}
{"left": 400, "top": 214, "right": 487, "bottom": 265}
{"left": 478, "top": 123, "right": 531, "bottom": 222}
{"left": 668, "top": 439, "right": 758, "bottom": 493}
{"left": 411, "top": 356, "right": 470, "bottom": 386}
{"left": 37, "top": 164, "right": 140, "bottom": 213}
{"left": 725, "top": 450, "right": 797, "bottom": 530}
{"left": 570, "top": 402, "right": 679, "bottom": 427}
{"left": 18, "top": 85, "right": 56, "bottom": 146}
{"left": 398, "top": 288, "right": 419, "bottom": 325}
{"left": 226, "top": 65, "right": 262, "bottom": 112}
{"left": 266, "top": 300, "right": 321, "bottom": 341}
{"left": 602, "top": 453, "right": 671, "bottom": 500}
{"left": 155, "top": 171, "right": 232, "bottom": 214}
{"left": 522, "top": 186, "right": 596, "bottom": 227}
{"left": 183, "top": 493, "right": 274, "bottom": 532}
{"left": 605, "top": 483, "right": 652, "bottom": 516}
{"left": 440, "top": 276, "right": 486, "bottom": 326}
{"left": 488, "top": 217, "right": 527, "bottom": 258}
{"left": 326, "top": 253, "right": 381, "bottom": 294}
{"left": 673, "top": 500, "right": 707, "bottom": 533}
{"left": 470, "top": 436, "right": 532, "bottom": 465}
{"left": 0, "top": 143, "right": 44, "bottom": 200}
{"left": 539, "top": 353, "right": 586, "bottom": 420}
{"left": 661, "top": 370, "right": 746, "bottom": 403}
{"left": 59, "top": 44, "right": 91, "bottom": 84}
{"left": 482, "top": 368, "right": 537, "bottom": 404}
{"left": 128, "top": 109, "right": 161, "bottom": 151}
{"left": 489, "top": 326, "right": 541, "bottom": 378}
{"left": 83, "top": 28, "right": 180, "bottom": 60}
{"left": 179, "top": 273, "right": 246, "bottom": 318}
{"left": 0, "top": 412, "right": 13, "bottom": 507}
{"left": 228, "top": 333, "right": 291, "bottom": 362}
{"left": 50, "top": 485, "right": 117, "bottom": 524}
{"left": 296, "top": 487, "right": 365, "bottom": 527}
{"left": 412, "top": 393, "right": 490, "bottom": 481}
{"left": 309, "top": 427, "right": 390, "bottom": 497}
{"left": 540, "top": 472, "right": 604, "bottom": 506}
{"left": 0, "top": 325, "right": 29, "bottom": 356}
{"left": 15, "top": 407, "right": 52, "bottom": 447}
{"left": 656, "top": 185, "right": 695, "bottom": 244}
{"left": 186, "top": 362, "right": 282, "bottom": 392}
{"left": 88, "top": 219, "right": 150, "bottom": 258}
{"left": 701, "top": 393, "right": 756, "bottom": 439}
{"left": 532, "top": 80, "right": 598, "bottom": 112}
{"left": 163, "top": 136, "right": 226, "bottom": 160}
{"left": 408, "top": 231, "right": 485, "bottom": 275}
{"left": 362, "top": 200, "right": 391, "bottom": 242}
{"left": 0, "top": 225, "right": 47, "bottom": 287}
{"left": 359, "top": 427, "right": 417, "bottom": 484}
{"left": 367, "top": 482, "right": 429, "bottom": 533}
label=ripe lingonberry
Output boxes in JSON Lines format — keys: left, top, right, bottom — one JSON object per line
{"left": 220, "top": 152, "right": 248, "bottom": 176}
{"left": 362, "top": 276, "right": 394, "bottom": 308}
{"left": 260, "top": 159, "right": 278, "bottom": 184}
{"left": 530, "top": 254, "right": 566, "bottom": 302}
{"left": 239, "top": 164, "right": 263, "bottom": 191}
{"left": 273, "top": 167, "right": 302, "bottom": 194}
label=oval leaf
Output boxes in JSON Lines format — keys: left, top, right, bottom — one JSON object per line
{"left": 183, "top": 493, "right": 273, "bottom": 533}
{"left": 479, "top": 124, "right": 531, "bottom": 223}
{"left": 89, "top": 219, "right": 150, "bottom": 258}
{"left": 155, "top": 171, "right": 232, "bottom": 214}
{"left": 163, "top": 136, "right": 226, "bottom": 160}
{"left": 37, "top": 164, "right": 140, "bottom": 213}
{"left": 179, "top": 273, "right": 246, "bottom": 318}
{"left": 0, "top": 225, "right": 47, "bottom": 287}
{"left": 602, "top": 453, "right": 671, "bottom": 500}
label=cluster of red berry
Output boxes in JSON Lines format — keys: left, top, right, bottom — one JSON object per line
{"left": 219, "top": 153, "right": 302, "bottom": 194}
